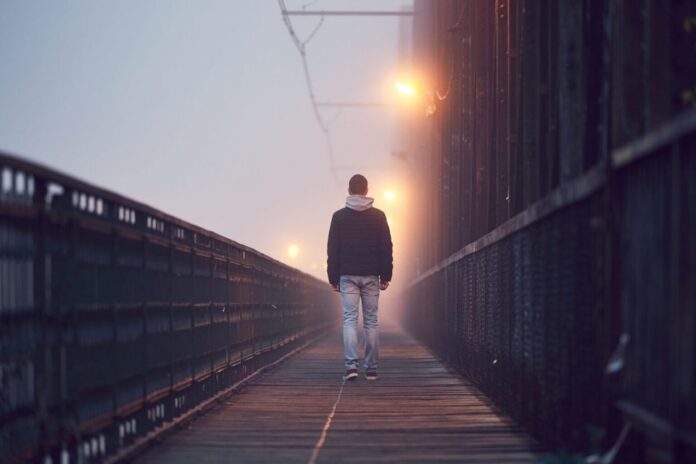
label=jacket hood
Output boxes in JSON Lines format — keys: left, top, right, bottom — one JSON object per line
{"left": 345, "top": 194, "right": 374, "bottom": 212}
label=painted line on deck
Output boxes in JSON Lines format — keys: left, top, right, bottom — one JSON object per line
{"left": 308, "top": 378, "right": 347, "bottom": 464}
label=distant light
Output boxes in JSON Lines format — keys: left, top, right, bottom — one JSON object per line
{"left": 395, "top": 81, "right": 416, "bottom": 96}
{"left": 384, "top": 191, "right": 396, "bottom": 201}
{"left": 288, "top": 244, "right": 300, "bottom": 258}
{"left": 387, "top": 217, "right": 392, "bottom": 226}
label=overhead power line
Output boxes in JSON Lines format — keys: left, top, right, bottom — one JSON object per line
{"left": 277, "top": 0, "right": 342, "bottom": 188}
{"left": 316, "top": 102, "right": 391, "bottom": 108}
{"left": 277, "top": 2, "right": 413, "bottom": 186}
{"left": 283, "top": 10, "right": 415, "bottom": 17}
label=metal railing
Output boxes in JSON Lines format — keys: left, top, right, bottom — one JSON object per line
{"left": 403, "top": 108, "right": 696, "bottom": 460}
{"left": 0, "top": 153, "right": 339, "bottom": 463}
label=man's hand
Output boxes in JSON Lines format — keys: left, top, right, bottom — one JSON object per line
{"left": 379, "top": 281, "right": 389, "bottom": 291}
{"left": 331, "top": 284, "right": 340, "bottom": 293}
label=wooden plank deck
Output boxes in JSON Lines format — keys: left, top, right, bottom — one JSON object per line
{"left": 134, "top": 323, "right": 540, "bottom": 463}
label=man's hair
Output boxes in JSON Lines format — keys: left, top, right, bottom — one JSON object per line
{"left": 348, "top": 174, "right": 368, "bottom": 195}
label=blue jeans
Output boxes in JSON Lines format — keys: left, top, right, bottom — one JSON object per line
{"left": 340, "top": 275, "right": 380, "bottom": 371}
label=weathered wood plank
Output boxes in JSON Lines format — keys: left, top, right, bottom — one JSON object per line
{"left": 135, "top": 324, "right": 540, "bottom": 463}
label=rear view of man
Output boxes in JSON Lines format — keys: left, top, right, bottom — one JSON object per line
{"left": 327, "top": 174, "right": 393, "bottom": 381}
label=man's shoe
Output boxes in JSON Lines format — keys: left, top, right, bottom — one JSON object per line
{"left": 365, "top": 371, "right": 378, "bottom": 381}
{"left": 342, "top": 369, "right": 358, "bottom": 381}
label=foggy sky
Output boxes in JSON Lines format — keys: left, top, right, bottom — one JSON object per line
{"left": 0, "top": 0, "right": 412, "bottom": 280}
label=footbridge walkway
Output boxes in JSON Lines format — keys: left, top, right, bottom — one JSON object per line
{"left": 2, "top": 105, "right": 695, "bottom": 464}
{"left": 132, "top": 325, "right": 539, "bottom": 464}
{"left": 0, "top": 153, "right": 537, "bottom": 464}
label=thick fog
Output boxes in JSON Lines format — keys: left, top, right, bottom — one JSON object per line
{"left": 0, "top": 1, "right": 417, "bottom": 302}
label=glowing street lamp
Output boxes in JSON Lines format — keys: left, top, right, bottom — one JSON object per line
{"left": 394, "top": 81, "right": 416, "bottom": 96}
{"left": 288, "top": 244, "right": 300, "bottom": 259}
{"left": 394, "top": 78, "right": 438, "bottom": 116}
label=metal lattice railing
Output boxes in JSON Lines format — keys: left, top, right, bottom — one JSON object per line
{"left": 403, "top": 109, "right": 696, "bottom": 458}
{"left": 0, "top": 153, "right": 340, "bottom": 463}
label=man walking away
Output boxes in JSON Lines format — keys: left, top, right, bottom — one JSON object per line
{"left": 327, "top": 174, "right": 393, "bottom": 381}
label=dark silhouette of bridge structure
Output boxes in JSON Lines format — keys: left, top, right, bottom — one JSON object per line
{"left": 2, "top": 1, "right": 696, "bottom": 463}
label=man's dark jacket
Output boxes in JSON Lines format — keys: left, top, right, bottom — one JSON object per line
{"left": 327, "top": 206, "right": 393, "bottom": 286}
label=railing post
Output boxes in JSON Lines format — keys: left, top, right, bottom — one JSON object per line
{"left": 33, "top": 177, "right": 50, "bottom": 459}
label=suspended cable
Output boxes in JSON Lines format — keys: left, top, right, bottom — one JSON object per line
{"left": 326, "top": 108, "right": 343, "bottom": 129}
{"left": 278, "top": 0, "right": 341, "bottom": 188}
{"left": 301, "top": 0, "right": 321, "bottom": 11}
{"left": 302, "top": 15, "right": 325, "bottom": 47}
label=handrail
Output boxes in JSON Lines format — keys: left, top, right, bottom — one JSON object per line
{"left": 413, "top": 108, "right": 696, "bottom": 285}
{"left": 0, "top": 152, "right": 339, "bottom": 463}
{"left": 0, "top": 150, "right": 323, "bottom": 285}
{"left": 612, "top": 107, "right": 696, "bottom": 168}
{"left": 412, "top": 162, "right": 606, "bottom": 285}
